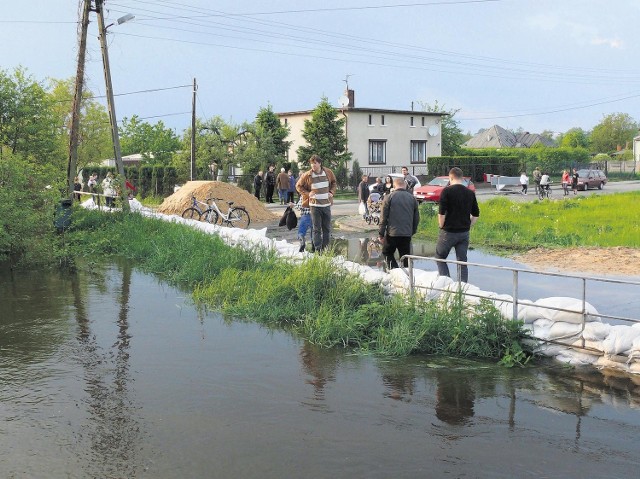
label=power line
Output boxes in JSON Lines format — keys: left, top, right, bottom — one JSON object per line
{"left": 458, "top": 92, "right": 640, "bottom": 121}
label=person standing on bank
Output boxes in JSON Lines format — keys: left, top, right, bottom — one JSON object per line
{"left": 357, "top": 174, "right": 370, "bottom": 218}
{"left": 378, "top": 177, "right": 420, "bottom": 270}
{"left": 571, "top": 168, "right": 579, "bottom": 195}
{"left": 401, "top": 166, "right": 418, "bottom": 194}
{"left": 435, "top": 167, "right": 480, "bottom": 283}
{"left": 276, "top": 167, "right": 289, "bottom": 205}
{"left": 296, "top": 154, "right": 337, "bottom": 252}
{"left": 287, "top": 170, "right": 296, "bottom": 203}
{"left": 265, "top": 165, "right": 276, "bottom": 203}
{"left": 253, "top": 170, "right": 263, "bottom": 200}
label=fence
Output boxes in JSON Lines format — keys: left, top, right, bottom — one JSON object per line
{"left": 400, "top": 255, "right": 640, "bottom": 359}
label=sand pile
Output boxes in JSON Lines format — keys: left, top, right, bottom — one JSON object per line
{"left": 515, "top": 246, "right": 640, "bottom": 276}
{"left": 157, "top": 181, "right": 278, "bottom": 223}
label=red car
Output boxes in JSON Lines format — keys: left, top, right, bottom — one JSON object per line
{"left": 413, "top": 176, "right": 476, "bottom": 203}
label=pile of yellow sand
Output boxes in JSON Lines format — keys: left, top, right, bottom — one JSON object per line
{"left": 157, "top": 181, "right": 277, "bottom": 223}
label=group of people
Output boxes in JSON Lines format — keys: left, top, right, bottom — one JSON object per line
{"left": 376, "top": 166, "right": 479, "bottom": 282}
{"left": 284, "top": 158, "right": 480, "bottom": 282}
{"left": 520, "top": 167, "right": 581, "bottom": 196}
{"left": 253, "top": 165, "right": 299, "bottom": 204}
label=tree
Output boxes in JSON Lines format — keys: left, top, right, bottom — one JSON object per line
{"left": 416, "top": 100, "right": 464, "bottom": 156}
{"left": 590, "top": 113, "right": 638, "bottom": 153}
{"left": 48, "top": 78, "right": 112, "bottom": 171}
{"left": 0, "top": 67, "right": 61, "bottom": 164}
{"left": 558, "top": 127, "right": 589, "bottom": 149}
{"left": 296, "top": 97, "right": 351, "bottom": 171}
{"left": 255, "top": 105, "right": 290, "bottom": 159}
{"left": 120, "top": 115, "right": 180, "bottom": 165}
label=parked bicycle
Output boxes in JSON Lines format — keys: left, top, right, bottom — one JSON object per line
{"left": 181, "top": 196, "right": 250, "bottom": 229}
{"left": 208, "top": 197, "right": 251, "bottom": 228}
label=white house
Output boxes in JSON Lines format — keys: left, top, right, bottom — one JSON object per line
{"left": 277, "top": 91, "right": 445, "bottom": 175}
{"left": 634, "top": 133, "right": 640, "bottom": 164}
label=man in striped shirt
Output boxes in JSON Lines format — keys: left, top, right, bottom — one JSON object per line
{"left": 296, "top": 154, "right": 337, "bottom": 252}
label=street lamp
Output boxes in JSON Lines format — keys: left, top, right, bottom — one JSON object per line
{"left": 95, "top": 0, "right": 134, "bottom": 210}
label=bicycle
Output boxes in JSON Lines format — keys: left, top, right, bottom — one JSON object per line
{"left": 208, "top": 197, "right": 251, "bottom": 228}
{"left": 538, "top": 184, "right": 552, "bottom": 200}
{"left": 182, "top": 196, "right": 220, "bottom": 224}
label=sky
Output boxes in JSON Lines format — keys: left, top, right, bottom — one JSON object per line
{"left": 2, "top": 0, "right": 639, "bottom": 138}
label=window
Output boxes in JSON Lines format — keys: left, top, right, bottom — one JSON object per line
{"left": 410, "top": 116, "right": 414, "bottom": 126}
{"left": 369, "top": 140, "right": 386, "bottom": 164}
{"left": 421, "top": 116, "right": 425, "bottom": 127}
{"left": 381, "top": 115, "right": 385, "bottom": 126}
{"left": 410, "top": 140, "right": 427, "bottom": 164}
{"left": 368, "top": 114, "right": 372, "bottom": 125}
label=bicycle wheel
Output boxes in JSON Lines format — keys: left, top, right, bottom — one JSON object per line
{"left": 203, "top": 208, "right": 219, "bottom": 224}
{"left": 182, "top": 207, "right": 201, "bottom": 220}
{"left": 227, "top": 207, "right": 250, "bottom": 228}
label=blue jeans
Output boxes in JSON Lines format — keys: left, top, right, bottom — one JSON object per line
{"left": 435, "top": 230, "right": 470, "bottom": 283}
{"left": 298, "top": 214, "right": 312, "bottom": 239}
{"left": 310, "top": 206, "right": 331, "bottom": 251}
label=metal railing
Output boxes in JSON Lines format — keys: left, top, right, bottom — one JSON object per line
{"left": 400, "top": 255, "right": 640, "bottom": 355}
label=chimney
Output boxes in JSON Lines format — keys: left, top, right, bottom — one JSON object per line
{"left": 347, "top": 89, "right": 355, "bottom": 108}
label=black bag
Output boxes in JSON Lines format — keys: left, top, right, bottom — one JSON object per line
{"left": 279, "top": 207, "right": 291, "bottom": 227}
{"left": 286, "top": 208, "right": 298, "bottom": 230}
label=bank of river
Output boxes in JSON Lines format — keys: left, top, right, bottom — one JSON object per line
{"left": 1, "top": 264, "right": 639, "bottom": 478}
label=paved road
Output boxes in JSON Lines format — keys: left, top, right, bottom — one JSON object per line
{"left": 263, "top": 180, "right": 640, "bottom": 220}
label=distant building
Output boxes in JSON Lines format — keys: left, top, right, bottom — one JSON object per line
{"left": 634, "top": 133, "right": 640, "bottom": 164}
{"left": 101, "top": 153, "right": 148, "bottom": 168}
{"left": 463, "top": 125, "right": 555, "bottom": 149}
{"left": 277, "top": 90, "right": 445, "bottom": 173}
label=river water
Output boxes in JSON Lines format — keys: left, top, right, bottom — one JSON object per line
{"left": 1, "top": 263, "right": 639, "bottom": 478}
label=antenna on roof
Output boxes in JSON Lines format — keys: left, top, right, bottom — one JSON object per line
{"left": 343, "top": 74, "right": 353, "bottom": 91}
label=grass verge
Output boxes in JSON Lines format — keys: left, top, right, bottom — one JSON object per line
{"left": 416, "top": 191, "right": 640, "bottom": 251}
{"left": 65, "top": 208, "right": 529, "bottom": 362}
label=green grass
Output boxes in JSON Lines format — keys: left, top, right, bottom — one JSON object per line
{"left": 416, "top": 191, "right": 640, "bottom": 251}
{"left": 65, "top": 208, "right": 528, "bottom": 362}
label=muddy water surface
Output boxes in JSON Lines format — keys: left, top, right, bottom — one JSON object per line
{"left": 1, "top": 263, "right": 639, "bottom": 478}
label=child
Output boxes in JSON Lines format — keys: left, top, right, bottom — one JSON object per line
{"left": 292, "top": 199, "right": 312, "bottom": 253}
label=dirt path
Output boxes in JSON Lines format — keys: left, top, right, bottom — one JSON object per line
{"left": 514, "top": 247, "right": 640, "bottom": 277}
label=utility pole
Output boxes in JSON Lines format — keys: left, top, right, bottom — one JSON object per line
{"left": 67, "top": 0, "right": 91, "bottom": 198}
{"left": 95, "top": 0, "right": 129, "bottom": 211}
{"left": 190, "top": 77, "right": 197, "bottom": 181}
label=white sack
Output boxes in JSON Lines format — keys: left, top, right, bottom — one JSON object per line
{"left": 601, "top": 325, "right": 640, "bottom": 356}
{"left": 534, "top": 296, "right": 600, "bottom": 324}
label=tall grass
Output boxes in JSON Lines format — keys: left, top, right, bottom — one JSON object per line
{"left": 66, "top": 208, "right": 528, "bottom": 361}
{"left": 417, "top": 192, "right": 640, "bottom": 250}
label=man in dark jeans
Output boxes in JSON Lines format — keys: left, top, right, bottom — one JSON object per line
{"left": 378, "top": 177, "right": 420, "bottom": 270}
{"left": 265, "top": 165, "right": 276, "bottom": 203}
{"left": 253, "top": 170, "right": 263, "bottom": 200}
{"left": 435, "top": 167, "right": 480, "bottom": 283}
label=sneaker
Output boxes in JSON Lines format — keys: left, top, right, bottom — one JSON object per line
{"left": 298, "top": 239, "right": 306, "bottom": 253}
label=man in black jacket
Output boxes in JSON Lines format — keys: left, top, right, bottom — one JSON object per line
{"left": 265, "top": 165, "right": 276, "bottom": 203}
{"left": 378, "top": 177, "right": 420, "bottom": 269}
{"left": 435, "top": 167, "right": 480, "bottom": 283}
{"left": 253, "top": 170, "right": 263, "bottom": 200}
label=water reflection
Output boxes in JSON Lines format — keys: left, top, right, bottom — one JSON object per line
{"left": 2, "top": 264, "right": 640, "bottom": 478}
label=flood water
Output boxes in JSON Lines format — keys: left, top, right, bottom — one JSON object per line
{"left": 1, "top": 263, "right": 640, "bottom": 478}
{"left": 338, "top": 237, "right": 640, "bottom": 322}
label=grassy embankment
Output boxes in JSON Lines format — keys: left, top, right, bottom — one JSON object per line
{"left": 66, "top": 208, "right": 527, "bottom": 362}
{"left": 416, "top": 191, "right": 640, "bottom": 251}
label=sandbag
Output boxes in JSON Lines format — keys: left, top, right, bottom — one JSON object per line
{"left": 534, "top": 296, "right": 600, "bottom": 324}
{"left": 602, "top": 325, "right": 640, "bottom": 356}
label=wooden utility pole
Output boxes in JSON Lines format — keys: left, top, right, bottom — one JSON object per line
{"left": 190, "top": 77, "right": 197, "bottom": 180}
{"left": 67, "top": 0, "right": 91, "bottom": 198}
{"left": 95, "top": 0, "right": 129, "bottom": 210}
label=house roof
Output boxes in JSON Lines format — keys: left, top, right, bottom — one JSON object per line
{"left": 277, "top": 107, "right": 446, "bottom": 117}
{"left": 463, "top": 125, "right": 554, "bottom": 148}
